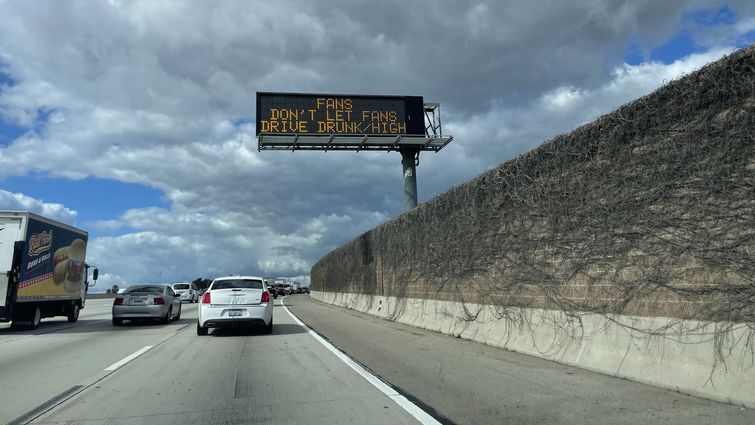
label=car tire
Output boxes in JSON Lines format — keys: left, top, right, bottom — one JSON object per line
{"left": 173, "top": 304, "right": 182, "bottom": 321}
{"left": 264, "top": 316, "right": 273, "bottom": 334}
{"left": 112, "top": 318, "right": 123, "bottom": 326}
{"left": 162, "top": 307, "right": 172, "bottom": 324}
{"left": 196, "top": 321, "right": 208, "bottom": 336}
{"left": 67, "top": 304, "right": 80, "bottom": 323}
{"left": 29, "top": 306, "right": 41, "bottom": 330}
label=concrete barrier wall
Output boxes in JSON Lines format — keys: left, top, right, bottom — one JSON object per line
{"left": 310, "top": 47, "right": 755, "bottom": 408}
{"left": 311, "top": 290, "right": 755, "bottom": 408}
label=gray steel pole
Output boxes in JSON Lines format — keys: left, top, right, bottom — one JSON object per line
{"left": 400, "top": 148, "right": 418, "bottom": 210}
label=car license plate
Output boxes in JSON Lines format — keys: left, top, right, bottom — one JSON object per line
{"left": 131, "top": 299, "right": 146, "bottom": 305}
{"left": 228, "top": 310, "right": 242, "bottom": 317}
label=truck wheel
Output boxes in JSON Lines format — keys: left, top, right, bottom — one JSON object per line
{"left": 196, "top": 321, "right": 208, "bottom": 336}
{"left": 67, "top": 303, "right": 80, "bottom": 323}
{"left": 29, "top": 306, "right": 41, "bottom": 330}
{"left": 112, "top": 318, "right": 123, "bottom": 326}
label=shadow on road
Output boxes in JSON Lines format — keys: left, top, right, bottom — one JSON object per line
{"left": 210, "top": 323, "right": 307, "bottom": 337}
{"left": 0, "top": 319, "right": 108, "bottom": 336}
{"left": 0, "top": 317, "right": 194, "bottom": 337}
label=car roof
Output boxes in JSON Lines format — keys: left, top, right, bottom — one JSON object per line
{"left": 213, "top": 275, "right": 264, "bottom": 281}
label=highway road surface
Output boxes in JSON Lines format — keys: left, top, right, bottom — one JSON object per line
{"left": 0, "top": 296, "right": 751, "bottom": 425}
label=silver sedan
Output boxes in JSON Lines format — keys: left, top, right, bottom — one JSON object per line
{"left": 112, "top": 284, "right": 182, "bottom": 326}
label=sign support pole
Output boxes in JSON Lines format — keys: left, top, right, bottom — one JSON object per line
{"left": 400, "top": 148, "right": 419, "bottom": 210}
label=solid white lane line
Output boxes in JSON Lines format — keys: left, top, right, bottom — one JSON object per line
{"left": 104, "top": 345, "right": 153, "bottom": 371}
{"left": 280, "top": 298, "right": 441, "bottom": 425}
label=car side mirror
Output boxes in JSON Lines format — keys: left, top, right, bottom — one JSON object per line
{"left": 93, "top": 268, "right": 99, "bottom": 281}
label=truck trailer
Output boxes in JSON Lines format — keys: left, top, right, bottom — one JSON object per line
{"left": 0, "top": 211, "right": 98, "bottom": 329}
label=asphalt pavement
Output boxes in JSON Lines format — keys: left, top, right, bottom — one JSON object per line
{"left": 0, "top": 297, "right": 420, "bottom": 425}
{"left": 2, "top": 295, "right": 751, "bottom": 425}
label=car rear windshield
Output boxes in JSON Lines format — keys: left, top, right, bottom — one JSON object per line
{"left": 212, "top": 279, "right": 263, "bottom": 290}
{"left": 125, "top": 285, "right": 164, "bottom": 294}
{"left": 173, "top": 284, "right": 189, "bottom": 289}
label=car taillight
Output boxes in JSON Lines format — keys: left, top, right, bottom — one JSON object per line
{"left": 202, "top": 292, "right": 211, "bottom": 304}
{"left": 261, "top": 291, "right": 270, "bottom": 303}
{"left": 153, "top": 297, "right": 165, "bottom": 305}
{"left": 113, "top": 297, "right": 124, "bottom": 305}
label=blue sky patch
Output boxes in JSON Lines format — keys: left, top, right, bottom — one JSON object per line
{"left": 623, "top": 38, "right": 644, "bottom": 66}
{"left": 0, "top": 68, "right": 24, "bottom": 146}
{"left": 0, "top": 67, "right": 15, "bottom": 87}
{"left": 649, "top": 30, "right": 708, "bottom": 64}
{"left": 624, "top": 4, "right": 748, "bottom": 66}
{"left": 684, "top": 4, "right": 736, "bottom": 26}
{"left": 232, "top": 117, "right": 253, "bottom": 127}
{"left": 0, "top": 120, "right": 26, "bottom": 146}
{"left": 732, "top": 29, "right": 755, "bottom": 48}
{"left": 0, "top": 175, "right": 167, "bottom": 236}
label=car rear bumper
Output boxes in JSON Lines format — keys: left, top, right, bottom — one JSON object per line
{"left": 113, "top": 304, "right": 169, "bottom": 319}
{"left": 198, "top": 303, "right": 272, "bottom": 327}
{"left": 202, "top": 318, "right": 268, "bottom": 328}
{"left": 174, "top": 291, "right": 193, "bottom": 300}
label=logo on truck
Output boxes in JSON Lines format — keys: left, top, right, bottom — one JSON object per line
{"left": 29, "top": 230, "right": 53, "bottom": 256}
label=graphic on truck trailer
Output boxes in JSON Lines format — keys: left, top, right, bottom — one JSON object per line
{"left": 17, "top": 218, "right": 88, "bottom": 299}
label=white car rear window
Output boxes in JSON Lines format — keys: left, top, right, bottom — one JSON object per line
{"left": 125, "top": 285, "right": 164, "bottom": 294}
{"left": 212, "top": 279, "right": 263, "bottom": 290}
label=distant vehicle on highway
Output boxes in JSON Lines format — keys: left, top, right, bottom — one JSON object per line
{"left": 197, "top": 275, "right": 273, "bottom": 336}
{"left": 264, "top": 279, "right": 277, "bottom": 298}
{"left": 275, "top": 283, "right": 293, "bottom": 295}
{"left": 112, "top": 284, "right": 182, "bottom": 326}
{"left": 172, "top": 282, "right": 198, "bottom": 303}
{"left": 274, "top": 278, "right": 298, "bottom": 295}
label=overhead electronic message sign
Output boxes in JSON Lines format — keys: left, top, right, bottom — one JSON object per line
{"left": 256, "top": 92, "right": 426, "bottom": 136}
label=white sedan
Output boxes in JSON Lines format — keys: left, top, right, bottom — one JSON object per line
{"left": 197, "top": 276, "right": 273, "bottom": 335}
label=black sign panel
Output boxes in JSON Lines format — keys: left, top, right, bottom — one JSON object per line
{"left": 256, "top": 92, "right": 425, "bottom": 136}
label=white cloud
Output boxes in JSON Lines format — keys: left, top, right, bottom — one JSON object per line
{"left": 0, "top": 189, "right": 78, "bottom": 225}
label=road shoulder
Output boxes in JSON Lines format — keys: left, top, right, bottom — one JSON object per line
{"left": 285, "top": 295, "right": 753, "bottom": 425}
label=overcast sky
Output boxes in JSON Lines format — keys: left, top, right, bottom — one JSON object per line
{"left": 1, "top": 1, "right": 753, "bottom": 290}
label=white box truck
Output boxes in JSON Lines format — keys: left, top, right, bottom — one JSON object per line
{"left": 0, "top": 211, "right": 98, "bottom": 329}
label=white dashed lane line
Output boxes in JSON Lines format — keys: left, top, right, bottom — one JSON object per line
{"left": 104, "top": 345, "right": 154, "bottom": 371}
